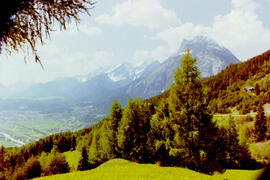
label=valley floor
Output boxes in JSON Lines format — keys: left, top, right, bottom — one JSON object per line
{"left": 35, "top": 159, "right": 262, "bottom": 180}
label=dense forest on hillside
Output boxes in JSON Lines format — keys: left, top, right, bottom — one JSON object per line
{"left": 0, "top": 49, "right": 264, "bottom": 179}
{"left": 148, "top": 50, "right": 270, "bottom": 114}
{"left": 204, "top": 50, "right": 270, "bottom": 114}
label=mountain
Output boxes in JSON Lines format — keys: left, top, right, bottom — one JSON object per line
{"left": 21, "top": 77, "right": 81, "bottom": 99}
{"left": 123, "top": 36, "right": 240, "bottom": 98}
{"left": 74, "top": 73, "right": 118, "bottom": 102}
{"left": 106, "top": 60, "right": 161, "bottom": 85}
{"left": 178, "top": 36, "right": 240, "bottom": 77}
{"left": 133, "top": 60, "right": 161, "bottom": 80}
{"left": 20, "top": 36, "right": 239, "bottom": 102}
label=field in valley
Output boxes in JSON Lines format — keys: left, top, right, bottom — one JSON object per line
{"left": 0, "top": 106, "right": 106, "bottom": 147}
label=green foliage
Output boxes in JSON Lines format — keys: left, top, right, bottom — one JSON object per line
{"left": 117, "top": 98, "right": 151, "bottom": 162}
{"left": 255, "top": 105, "right": 267, "bottom": 142}
{"left": 0, "top": 145, "right": 6, "bottom": 171}
{"left": 77, "top": 146, "right": 91, "bottom": 171}
{"left": 148, "top": 99, "right": 172, "bottom": 165}
{"left": 48, "top": 151, "right": 70, "bottom": 175}
{"left": 255, "top": 84, "right": 260, "bottom": 96}
{"left": 22, "top": 157, "right": 42, "bottom": 179}
{"left": 0, "top": 0, "right": 94, "bottom": 64}
{"left": 167, "top": 48, "right": 203, "bottom": 168}
{"left": 104, "top": 99, "right": 123, "bottom": 157}
{"left": 148, "top": 49, "right": 224, "bottom": 174}
{"left": 88, "top": 128, "right": 108, "bottom": 165}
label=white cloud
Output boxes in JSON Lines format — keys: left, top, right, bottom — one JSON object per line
{"left": 0, "top": 46, "right": 113, "bottom": 86}
{"left": 96, "top": 0, "right": 181, "bottom": 29}
{"left": 156, "top": 0, "right": 270, "bottom": 61}
{"left": 232, "top": 0, "right": 259, "bottom": 12}
{"left": 210, "top": 0, "right": 270, "bottom": 60}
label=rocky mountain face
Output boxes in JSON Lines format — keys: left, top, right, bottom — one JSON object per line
{"left": 122, "top": 36, "right": 240, "bottom": 98}
{"left": 105, "top": 60, "right": 161, "bottom": 85}
{"left": 178, "top": 36, "right": 240, "bottom": 77}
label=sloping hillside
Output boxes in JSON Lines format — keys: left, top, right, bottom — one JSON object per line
{"left": 204, "top": 50, "right": 270, "bottom": 114}
{"left": 35, "top": 159, "right": 261, "bottom": 180}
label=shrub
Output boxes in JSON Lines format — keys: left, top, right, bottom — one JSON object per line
{"left": 13, "top": 157, "right": 41, "bottom": 180}
{"left": 49, "top": 152, "right": 70, "bottom": 175}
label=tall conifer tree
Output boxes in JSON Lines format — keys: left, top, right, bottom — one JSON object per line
{"left": 117, "top": 98, "right": 138, "bottom": 160}
{"left": 167, "top": 49, "right": 218, "bottom": 172}
{"left": 168, "top": 48, "right": 203, "bottom": 166}
{"left": 255, "top": 104, "right": 267, "bottom": 142}
{"left": 108, "top": 99, "right": 123, "bottom": 156}
{"left": 78, "top": 146, "right": 91, "bottom": 171}
{"left": 117, "top": 98, "right": 150, "bottom": 161}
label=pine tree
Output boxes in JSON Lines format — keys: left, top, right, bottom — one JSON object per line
{"left": 106, "top": 99, "right": 123, "bottom": 157}
{"left": 168, "top": 48, "right": 204, "bottom": 167}
{"left": 117, "top": 98, "right": 138, "bottom": 160}
{"left": 255, "top": 104, "right": 267, "bottom": 142}
{"left": 255, "top": 84, "right": 260, "bottom": 96}
{"left": 165, "top": 48, "right": 220, "bottom": 173}
{"left": 117, "top": 98, "right": 150, "bottom": 162}
{"left": 78, "top": 146, "right": 91, "bottom": 171}
{"left": 135, "top": 100, "right": 152, "bottom": 162}
{"left": 148, "top": 99, "right": 174, "bottom": 166}
{"left": 71, "top": 136, "right": 77, "bottom": 150}
{"left": 0, "top": 145, "right": 5, "bottom": 171}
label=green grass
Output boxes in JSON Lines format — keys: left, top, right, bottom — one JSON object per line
{"left": 35, "top": 159, "right": 262, "bottom": 180}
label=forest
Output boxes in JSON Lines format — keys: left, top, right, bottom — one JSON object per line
{"left": 204, "top": 50, "right": 270, "bottom": 114}
{"left": 1, "top": 49, "right": 268, "bottom": 179}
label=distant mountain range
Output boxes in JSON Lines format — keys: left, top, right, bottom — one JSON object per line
{"left": 108, "top": 36, "right": 240, "bottom": 99}
{"left": 0, "top": 36, "right": 240, "bottom": 117}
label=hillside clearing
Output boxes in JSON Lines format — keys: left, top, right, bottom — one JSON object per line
{"left": 35, "top": 159, "right": 262, "bottom": 180}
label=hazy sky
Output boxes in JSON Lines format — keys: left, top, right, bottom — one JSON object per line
{"left": 0, "top": 0, "right": 270, "bottom": 86}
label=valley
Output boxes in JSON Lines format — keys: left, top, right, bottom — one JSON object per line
{"left": 0, "top": 105, "right": 105, "bottom": 147}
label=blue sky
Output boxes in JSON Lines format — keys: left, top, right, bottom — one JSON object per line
{"left": 0, "top": 0, "right": 270, "bottom": 86}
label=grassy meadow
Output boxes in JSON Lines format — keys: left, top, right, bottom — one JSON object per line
{"left": 35, "top": 159, "right": 262, "bottom": 180}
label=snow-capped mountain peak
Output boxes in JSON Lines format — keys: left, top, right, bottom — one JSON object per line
{"left": 106, "top": 63, "right": 134, "bottom": 82}
{"left": 105, "top": 59, "right": 160, "bottom": 82}
{"left": 178, "top": 36, "right": 226, "bottom": 54}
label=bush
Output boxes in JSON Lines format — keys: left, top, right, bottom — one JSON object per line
{"left": 49, "top": 152, "right": 70, "bottom": 175}
{"left": 13, "top": 157, "right": 41, "bottom": 180}
{"left": 25, "top": 157, "right": 42, "bottom": 179}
